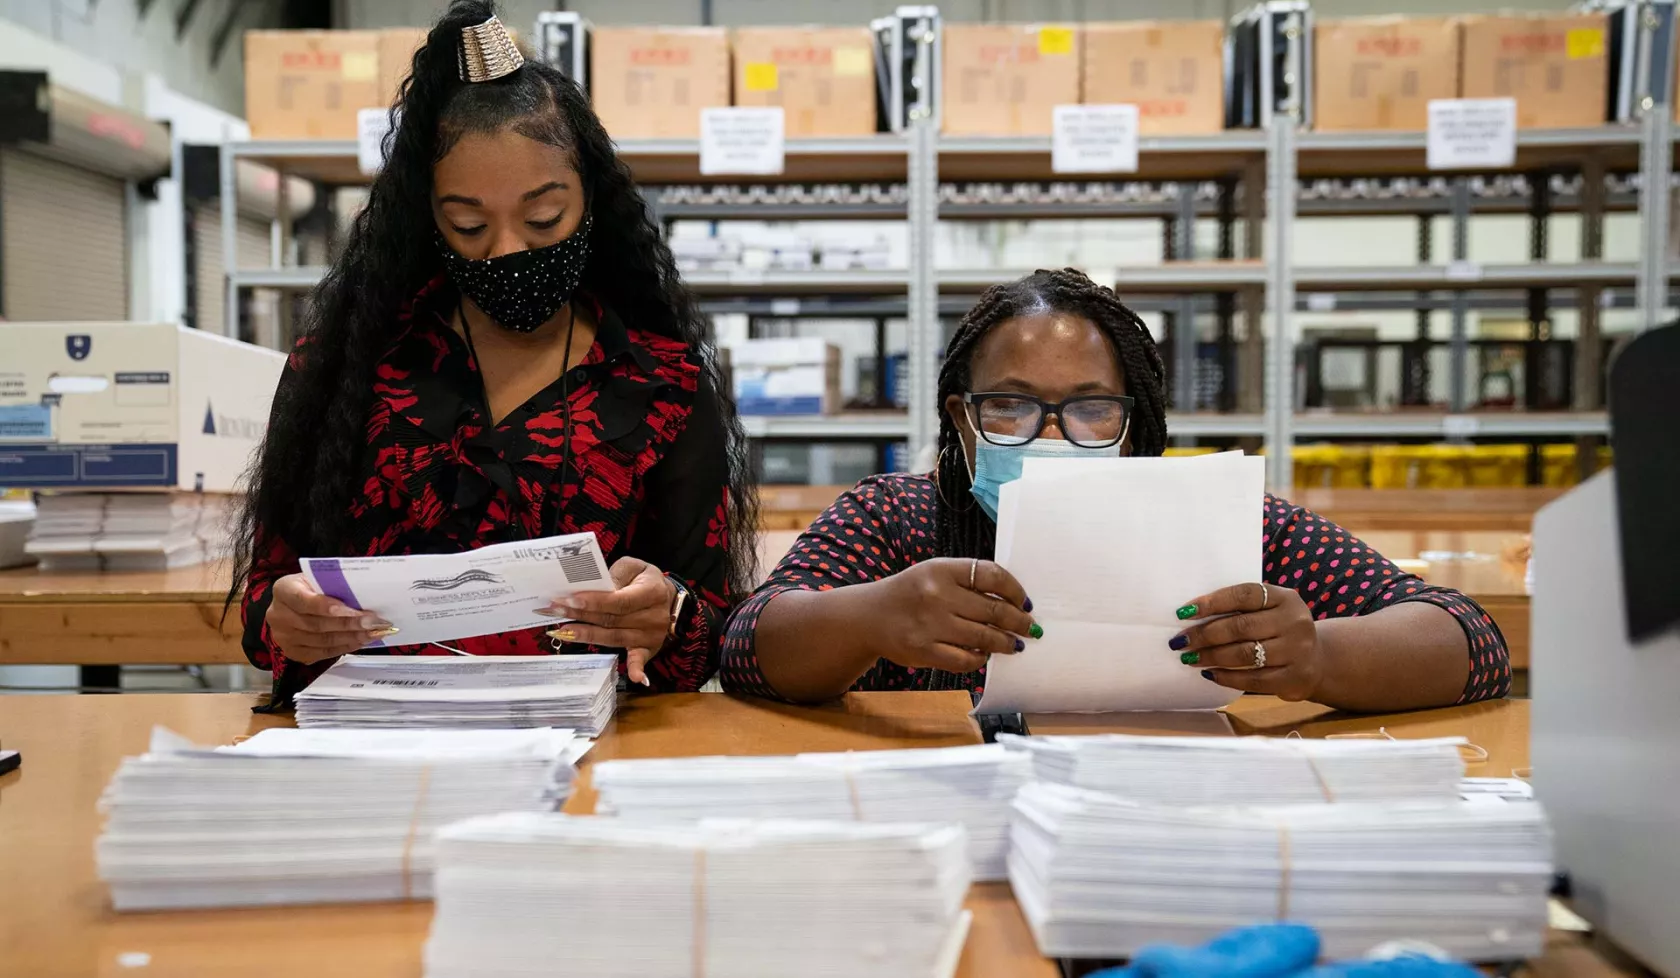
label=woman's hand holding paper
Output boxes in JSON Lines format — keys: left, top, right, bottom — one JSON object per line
{"left": 1171, "top": 582, "right": 1325, "bottom": 702}
{"left": 545, "top": 556, "right": 677, "bottom": 686}
{"left": 862, "top": 558, "right": 1039, "bottom": 676}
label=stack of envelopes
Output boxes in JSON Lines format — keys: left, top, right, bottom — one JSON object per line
{"left": 425, "top": 814, "right": 974, "bottom": 978}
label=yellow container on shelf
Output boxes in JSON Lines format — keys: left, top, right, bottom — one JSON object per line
{"left": 1291, "top": 444, "right": 1340, "bottom": 488}
{"left": 1466, "top": 444, "right": 1530, "bottom": 487}
{"left": 1541, "top": 444, "right": 1577, "bottom": 486}
{"left": 1369, "top": 444, "right": 1471, "bottom": 488}
{"left": 1329, "top": 444, "right": 1372, "bottom": 487}
{"left": 1163, "top": 447, "right": 1220, "bottom": 458}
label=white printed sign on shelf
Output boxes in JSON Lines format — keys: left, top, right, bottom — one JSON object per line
{"left": 1051, "top": 104, "right": 1140, "bottom": 175}
{"left": 357, "top": 107, "right": 395, "bottom": 176}
{"left": 700, "top": 107, "right": 785, "bottom": 177}
{"left": 1427, "top": 98, "right": 1516, "bottom": 170}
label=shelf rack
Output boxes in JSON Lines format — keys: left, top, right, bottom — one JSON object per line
{"left": 220, "top": 101, "right": 1671, "bottom": 488}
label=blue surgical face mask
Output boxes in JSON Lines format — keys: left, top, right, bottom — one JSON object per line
{"left": 964, "top": 415, "right": 1124, "bottom": 521}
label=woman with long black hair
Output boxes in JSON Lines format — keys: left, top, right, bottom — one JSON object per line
{"left": 232, "top": 2, "right": 756, "bottom": 706}
{"left": 722, "top": 268, "right": 1509, "bottom": 712}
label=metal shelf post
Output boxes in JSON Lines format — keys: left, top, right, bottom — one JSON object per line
{"left": 1264, "top": 121, "right": 1298, "bottom": 492}
{"left": 906, "top": 105, "right": 940, "bottom": 462}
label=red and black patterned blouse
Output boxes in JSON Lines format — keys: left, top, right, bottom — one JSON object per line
{"left": 721, "top": 473, "right": 1512, "bottom": 704}
{"left": 243, "top": 278, "right": 733, "bottom": 704}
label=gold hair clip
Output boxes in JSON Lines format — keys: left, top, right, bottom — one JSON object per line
{"left": 459, "top": 15, "right": 524, "bottom": 83}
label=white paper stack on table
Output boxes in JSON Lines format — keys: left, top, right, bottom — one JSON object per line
{"left": 592, "top": 743, "right": 1030, "bottom": 880}
{"left": 294, "top": 654, "right": 618, "bottom": 736}
{"left": 96, "top": 726, "right": 587, "bottom": 911}
{"left": 24, "top": 491, "right": 232, "bottom": 571}
{"left": 999, "top": 733, "right": 1468, "bottom": 805}
{"left": 1009, "top": 782, "right": 1554, "bottom": 962}
{"left": 977, "top": 452, "right": 1264, "bottom": 716}
{"left": 425, "top": 814, "right": 973, "bottom": 978}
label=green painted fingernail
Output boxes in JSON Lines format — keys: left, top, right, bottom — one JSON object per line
{"left": 1175, "top": 604, "right": 1198, "bottom": 620}
{"left": 1028, "top": 623, "right": 1044, "bottom": 640}
{"left": 1180, "top": 651, "right": 1200, "bottom": 665}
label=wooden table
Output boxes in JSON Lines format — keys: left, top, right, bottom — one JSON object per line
{"left": 0, "top": 560, "right": 243, "bottom": 666}
{"left": 0, "top": 691, "right": 1633, "bottom": 978}
{"left": 1293, "top": 487, "right": 1561, "bottom": 533}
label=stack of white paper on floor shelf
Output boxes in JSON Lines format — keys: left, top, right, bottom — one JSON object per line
{"left": 424, "top": 814, "right": 973, "bottom": 978}
{"left": 592, "top": 743, "right": 1030, "bottom": 880}
{"left": 998, "top": 733, "right": 1467, "bottom": 804}
{"left": 0, "top": 498, "right": 34, "bottom": 568}
{"left": 25, "top": 492, "right": 232, "bottom": 571}
{"left": 1009, "top": 782, "right": 1554, "bottom": 962}
{"left": 976, "top": 452, "right": 1264, "bottom": 715}
{"left": 96, "top": 726, "right": 587, "bottom": 911}
{"left": 294, "top": 654, "right": 618, "bottom": 736}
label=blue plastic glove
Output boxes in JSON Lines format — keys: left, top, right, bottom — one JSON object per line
{"left": 1089, "top": 923, "right": 1322, "bottom": 978}
{"left": 1302, "top": 955, "right": 1483, "bottom": 978}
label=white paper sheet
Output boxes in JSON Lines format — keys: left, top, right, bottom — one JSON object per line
{"left": 975, "top": 453, "right": 1263, "bottom": 715}
{"left": 301, "top": 533, "right": 612, "bottom": 649}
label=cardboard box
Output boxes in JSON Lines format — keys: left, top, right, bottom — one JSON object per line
{"left": 245, "top": 30, "right": 383, "bottom": 139}
{"left": 1313, "top": 16, "right": 1459, "bottom": 132}
{"left": 1459, "top": 14, "right": 1608, "bottom": 129}
{"left": 591, "top": 27, "right": 731, "bottom": 140}
{"left": 1082, "top": 21, "right": 1224, "bottom": 135}
{"left": 942, "top": 23, "right": 1080, "bottom": 137}
{"left": 378, "top": 28, "right": 428, "bottom": 110}
{"left": 731, "top": 27, "right": 875, "bottom": 137}
{"left": 728, "top": 338, "right": 841, "bottom": 416}
{"left": 0, "top": 324, "right": 285, "bottom": 492}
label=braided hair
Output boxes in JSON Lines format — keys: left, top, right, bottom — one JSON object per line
{"left": 933, "top": 268, "right": 1168, "bottom": 561}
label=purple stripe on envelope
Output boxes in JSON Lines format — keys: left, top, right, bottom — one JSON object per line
{"left": 305, "top": 559, "right": 385, "bottom": 649}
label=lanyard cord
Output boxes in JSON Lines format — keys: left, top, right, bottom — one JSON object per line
{"left": 456, "top": 295, "right": 578, "bottom": 539}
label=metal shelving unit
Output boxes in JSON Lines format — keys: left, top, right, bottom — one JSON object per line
{"left": 219, "top": 13, "right": 1673, "bottom": 489}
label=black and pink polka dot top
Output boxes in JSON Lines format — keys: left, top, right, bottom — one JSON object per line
{"left": 721, "top": 473, "right": 1512, "bottom": 704}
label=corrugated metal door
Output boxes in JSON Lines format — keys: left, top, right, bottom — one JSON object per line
{"left": 192, "top": 203, "right": 271, "bottom": 335}
{"left": 0, "top": 148, "right": 127, "bottom": 321}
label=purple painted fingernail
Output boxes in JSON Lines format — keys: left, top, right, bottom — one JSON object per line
{"left": 1168, "top": 634, "right": 1189, "bottom": 651}
{"left": 1201, "top": 669, "right": 1215, "bottom": 681}
{"left": 1023, "top": 596, "right": 1034, "bottom": 613}
{"left": 1014, "top": 637, "right": 1025, "bottom": 652}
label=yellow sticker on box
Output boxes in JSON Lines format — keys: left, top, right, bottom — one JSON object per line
{"left": 1566, "top": 28, "right": 1605, "bottom": 60}
{"left": 342, "top": 51, "right": 378, "bottom": 81}
{"left": 1038, "top": 26, "right": 1075, "bottom": 55}
{"left": 744, "top": 62, "right": 779, "bottom": 92}
{"left": 834, "top": 47, "right": 871, "bottom": 77}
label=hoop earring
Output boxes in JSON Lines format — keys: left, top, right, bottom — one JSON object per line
{"left": 932, "top": 445, "right": 975, "bottom": 512}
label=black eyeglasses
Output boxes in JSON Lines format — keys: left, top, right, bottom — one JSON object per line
{"left": 962, "top": 392, "right": 1135, "bottom": 448}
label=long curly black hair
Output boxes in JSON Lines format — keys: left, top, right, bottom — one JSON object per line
{"left": 933, "top": 268, "right": 1168, "bottom": 560}
{"left": 230, "top": 0, "right": 757, "bottom": 608}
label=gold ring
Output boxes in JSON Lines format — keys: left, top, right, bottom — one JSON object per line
{"left": 1259, "top": 583, "right": 1270, "bottom": 610}
{"left": 1252, "top": 641, "right": 1267, "bottom": 669}
{"left": 969, "top": 557, "right": 978, "bottom": 590}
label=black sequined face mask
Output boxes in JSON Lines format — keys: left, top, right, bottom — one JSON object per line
{"left": 438, "top": 211, "right": 593, "bottom": 333}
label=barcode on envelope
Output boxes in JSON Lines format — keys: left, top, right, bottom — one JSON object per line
{"left": 559, "top": 552, "right": 602, "bottom": 583}
{"left": 371, "top": 679, "right": 439, "bottom": 687}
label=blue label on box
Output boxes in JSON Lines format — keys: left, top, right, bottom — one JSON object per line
{"left": 0, "top": 443, "right": 178, "bottom": 487}
{"left": 738, "top": 397, "right": 828, "bottom": 416}
{"left": 0, "top": 404, "right": 52, "bottom": 441}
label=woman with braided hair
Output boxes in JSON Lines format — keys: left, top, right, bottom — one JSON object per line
{"left": 721, "top": 268, "right": 1510, "bottom": 712}
{"left": 232, "top": 2, "right": 756, "bottom": 707}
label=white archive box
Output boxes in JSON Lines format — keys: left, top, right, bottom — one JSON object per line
{"left": 727, "top": 337, "right": 842, "bottom": 416}
{"left": 0, "top": 323, "right": 285, "bottom": 492}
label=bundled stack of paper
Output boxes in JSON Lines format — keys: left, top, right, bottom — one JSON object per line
{"left": 294, "top": 654, "right": 618, "bottom": 736}
{"left": 1009, "top": 782, "right": 1554, "bottom": 962}
{"left": 999, "top": 733, "right": 1467, "bottom": 805}
{"left": 0, "top": 497, "right": 34, "bottom": 569}
{"left": 97, "top": 726, "right": 586, "bottom": 911}
{"left": 25, "top": 492, "right": 232, "bottom": 571}
{"left": 425, "top": 814, "right": 973, "bottom": 978}
{"left": 592, "top": 744, "right": 1030, "bottom": 880}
